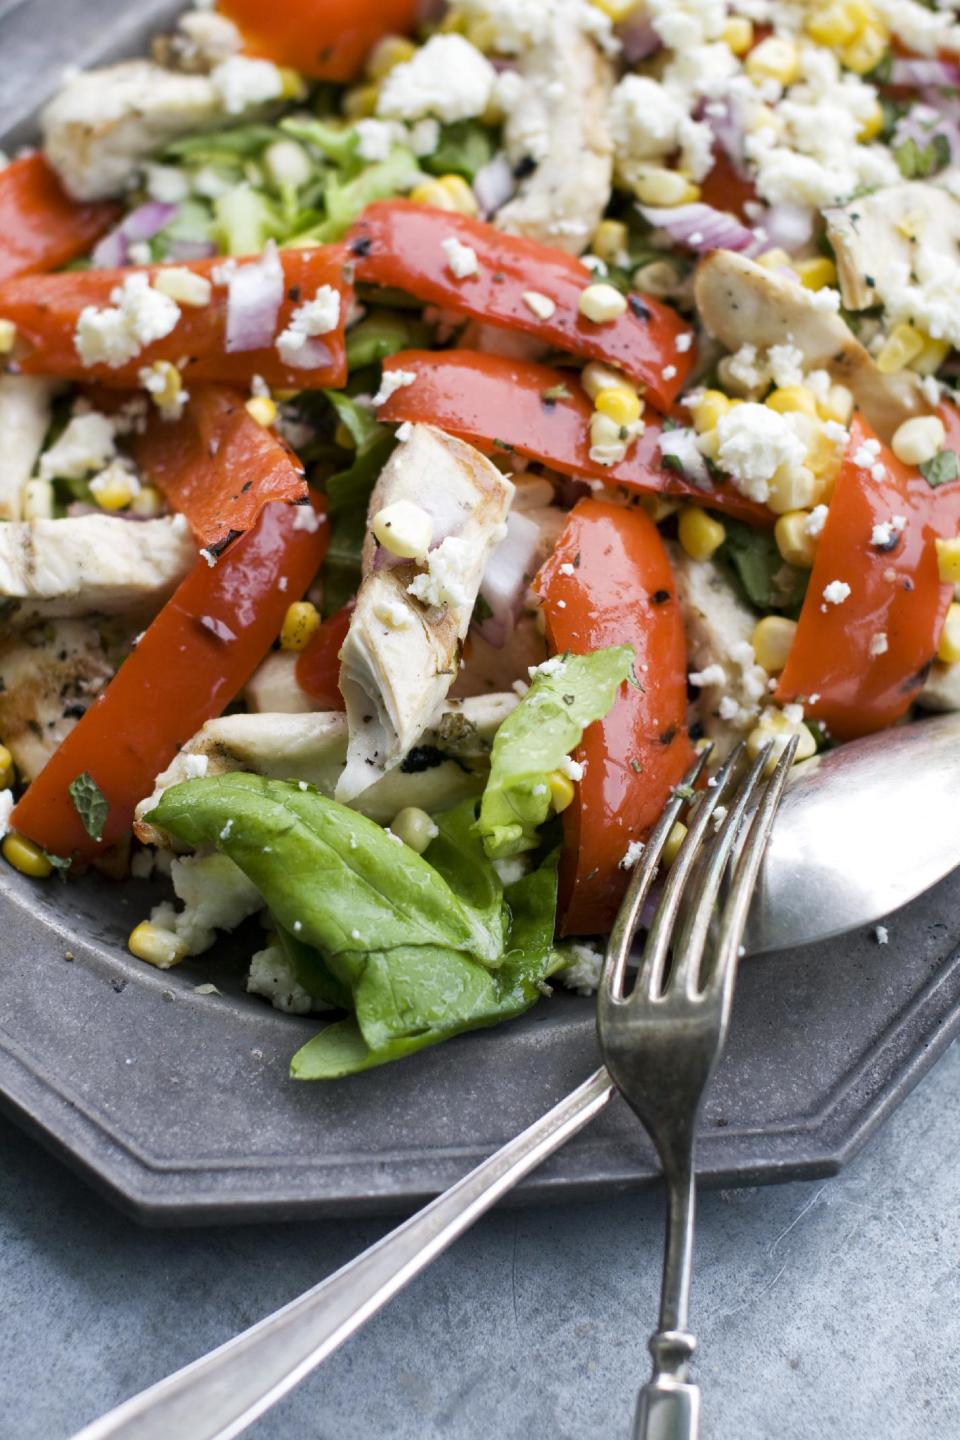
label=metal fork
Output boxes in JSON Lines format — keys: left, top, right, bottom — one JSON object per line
{"left": 69, "top": 741, "right": 793, "bottom": 1440}
{"left": 599, "top": 735, "right": 798, "bottom": 1440}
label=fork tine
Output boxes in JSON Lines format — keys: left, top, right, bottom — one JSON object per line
{"left": 706, "top": 734, "right": 799, "bottom": 1014}
{"left": 669, "top": 741, "right": 775, "bottom": 997}
{"left": 601, "top": 746, "right": 712, "bottom": 1002}
{"left": 633, "top": 743, "right": 745, "bottom": 1003}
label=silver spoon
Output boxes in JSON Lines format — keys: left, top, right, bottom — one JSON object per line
{"left": 71, "top": 713, "right": 960, "bottom": 1440}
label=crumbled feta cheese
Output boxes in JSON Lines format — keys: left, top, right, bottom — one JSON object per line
{"left": 822, "top": 579, "right": 851, "bottom": 606}
{"left": 782, "top": 702, "right": 805, "bottom": 725}
{"left": 0, "top": 789, "right": 14, "bottom": 839}
{"left": 408, "top": 117, "right": 440, "bottom": 157}
{"left": 608, "top": 74, "right": 714, "bottom": 185}
{"left": 153, "top": 266, "right": 212, "bottom": 308}
{"left": 408, "top": 535, "right": 474, "bottom": 609}
{"left": 874, "top": 923, "right": 889, "bottom": 945}
{"left": 689, "top": 663, "right": 727, "bottom": 687}
{"left": 377, "top": 35, "right": 496, "bottom": 124}
{"left": 619, "top": 839, "right": 645, "bottom": 870}
{"left": 529, "top": 655, "right": 567, "bottom": 680}
{"left": 870, "top": 631, "right": 889, "bottom": 656}
{"left": 144, "top": 164, "right": 190, "bottom": 205}
{"left": 276, "top": 286, "right": 341, "bottom": 369}
{"left": 662, "top": 364, "right": 678, "bottom": 381}
{"left": 182, "top": 753, "right": 209, "bottom": 779}
{"left": 374, "top": 596, "right": 412, "bottom": 630}
{"left": 805, "top": 504, "right": 828, "bottom": 537}
{"left": 559, "top": 562, "right": 576, "bottom": 576}
{"left": 871, "top": 516, "right": 907, "bottom": 548}
{"left": 441, "top": 236, "right": 479, "bottom": 280}
{"left": 716, "top": 403, "right": 806, "bottom": 503}
{"left": 246, "top": 943, "right": 315, "bottom": 1015}
{"left": 370, "top": 368, "right": 418, "bottom": 411}
{"left": 75, "top": 273, "right": 181, "bottom": 369}
{"left": 149, "top": 852, "right": 262, "bottom": 957}
{"left": 210, "top": 56, "right": 283, "bottom": 114}
{"left": 556, "top": 940, "right": 605, "bottom": 996}
{"left": 493, "top": 856, "right": 529, "bottom": 887}
{"left": 354, "top": 118, "right": 403, "bottom": 162}
{"left": 39, "top": 410, "right": 116, "bottom": 480}
{"left": 676, "top": 332, "right": 693, "bottom": 353}
{"left": 522, "top": 290, "right": 556, "bottom": 320}
{"left": 658, "top": 426, "right": 711, "bottom": 487}
{"left": 292, "top": 504, "right": 321, "bottom": 533}
{"left": 559, "top": 754, "right": 585, "bottom": 782}
{"left": 767, "top": 343, "right": 805, "bottom": 389}
{"left": 395, "top": 421, "right": 414, "bottom": 442}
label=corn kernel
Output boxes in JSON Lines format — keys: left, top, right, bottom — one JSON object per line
{"left": 938, "top": 602, "right": 960, "bottom": 664}
{"left": 857, "top": 103, "right": 885, "bottom": 141}
{"left": 128, "top": 920, "right": 187, "bottom": 969}
{"left": 591, "top": 219, "right": 629, "bottom": 266}
{"left": 153, "top": 266, "right": 212, "bottom": 307}
{"left": 806, "top": 4, "right": 860, "bottom": 47}
{"left": 590, "top": 0, "right": 642, "bottom": 20}
{"left": 595, "top": 387, "right": 642, "bottom": 426}
{"left": 390, "top": 806, "right": 439, "bottom": 854}
{"left": 766, "top": 385, "right": 819, "bottom": 418}
{"left": 691, "top": 389, "right": 731, "bottom": 433}
{"left": 746, "top": 36, "right": 801, "bottom": 86}
{"left": 409, "top": 179, "right": 460, "bottom": 211}
{"left": 911, "top": 334, "right": 951, "bottom": 376}
{"left": 581, "top": 361, "right": 632, "bottom": 401}
{"left": 752, "top": 616, "right": 798, "bottom": 673}
{"left": 746, "top": 105, "right": 784, "bottom": 138}
{"left": 631, "top": 259, "right": 681, "bottom": 298}
{"left": 434, "top": 173, "right": 478, "bottom": 216}
{"left": 0, "top": 318, "right": 16, "bottom": 354}
{"left": 2, "top": 834, "right": 52, "bottom": 879}
{"left": 747, "top": 711, "right": 816, "bottom": 771}
{"left": 278, "top": 68, "right": 307, "bottom": 102}
{"left": 141, "top": 359, "right": 183, "bottom": 415}
{"left": 817, "top": 384, "right": 855, "bottom": 425}
{"left": 464, "top": 14, "right": 498, "bottom": 49}
{"left": 936, "top": 538, "right": 960, "bottom": 586}
{"left": 631, "top": 166, "right": 701, "bottom": 207}
{"left": 768, "top": 463, "right": 816, "bottom": 515}
{"left": 639, "top": 494, "right": 681, "bottom": 524}
{"left": 775, "top": 510, "right": 818, "bottom": 567}
{"left": 280, "top": 600, "right": 321, "bottom": 652}
{"left": 365, "top": 35, "right": 417, "bottom": 80}
{"left": 0, "top": 744, "right": 14, "bottom": 790}
{"left": 679, "top": 506, "right": 726, "bottom": 561}
{"left": 794, "top": 256, "right": 837, "bottom": 291}
{"left": 891, "top": 414, "right": 945, "bottom": 467}
{"left": 839, "top": 23, "right": 888, "bottom": 74}
{"left": 547, "top": 770, "right": 577, "bottom": 814}
{"left": 662, "top": 820, "right": 688, "bottom": 868}
{"left": 22, "top": 478, "right": 53, "bottom": 521}
{"left": 578, "top": 283, "right": 628, "bottom": 324}
{"left": 876, "top": 324, "right": 925, "bottom": 374}
{"left": 130, "top": 485, "right": 164, "bottom": 518}
{"left": 755, "top": 247, "right": 793, "bottom": 272}
{"left": 334, "top": 420, "right": 356, "bottom": 450}
{"left": 343, "top": 83, "right": 380, "bottom": 120}
{"left": 245, "top": 395, "right": 277, "bottom": 428}
{"left": 697, "top": 426, "right": 721, "bottom": 461}
{"left": 722, "top": 15, "right": 754, "bottom": 53}
{"left": 372, "top": 499, "right": 433, "bottom": 560}
{"left": 90, "top": 463, "right": 138, "bottom": 512}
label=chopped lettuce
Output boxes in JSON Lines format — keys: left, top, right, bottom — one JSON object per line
{"left": 147, "top": 783, "right": 564, "bottom": 1079}
{"left": 309, "top": 147, "right": 425, "bottom": 242}
{"left": 421, "top": 120, "right": 496, "bottom": 182}
{"left": 474, "top": 647, "right": 634, "bottom": 860}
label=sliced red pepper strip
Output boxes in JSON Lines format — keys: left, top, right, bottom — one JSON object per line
{"left": 0, "top": 245, "right": 351, "bottom": 390}
{"left": 0, "top": 153, "right": 119, "bottom": 284}
{"left": 536, "top": 499, "right": 693, "bottom": 936}
{"left": 128, "top": 382, "right": 306, "bottom": 548}
{"left": 350, "top": 202, "right": 695, "bottom": 409}
{"left": 218, "top": 0, "right": 418, "bottom": 80}
{"left": 11, "top": 500, "right": 328, "bottom": 861}
{"left": 378, "top": 350, "right": 770, "bottom": 526}
{"left": 776, "top": 415, "right": 960, "bottom": 740}
{"left": 295, "top": 601, "right": 354, "bottom": 709}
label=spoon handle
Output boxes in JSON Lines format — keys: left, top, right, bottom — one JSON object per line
{"left": 70, "top": 1067, "right": 614, "bottom": 1440}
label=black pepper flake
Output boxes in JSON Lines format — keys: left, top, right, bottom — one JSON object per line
{"left": 513, "top": 156, "right": 537, "bottom": 180}
{"left": 111, "top": 978, "right": 128, "bottom": 994}
{"left": 400, "top": 745, "right": 448, "bottom": 774}
{"left": 651, "top": 588, "right": 671, "bottom": 605}
{"left": 62, "top": 703, "right": 86, "bottom": 720}
{"left": 659, "top": 726, "right": 677, "bottom": 746}
{"left": 288, "top": 286, "right": 301, "bottom": 302}
{"left": 491, "top": 271, "right": 506, "bottom": 283}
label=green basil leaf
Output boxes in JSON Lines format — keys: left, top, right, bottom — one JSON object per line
{"left": 68, "top": 772, "right": 108, "bottom": 842}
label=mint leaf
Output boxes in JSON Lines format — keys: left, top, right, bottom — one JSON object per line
{"left": 919, "top": 448, "right": 960, "bottom": 488}
{"left": 68, "top": 772, "right": 107, "bottom": 842}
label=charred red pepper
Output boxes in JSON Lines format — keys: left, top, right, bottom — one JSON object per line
{"left": 0, "top": 152, "right": 119, "bottom": 284}
{"left": 537, "top": 499, "right": 693, "bottom": 936}
{"left": 218, "top": 0, "right": 419, "bottom": 80}
{"left": 0, "top": 246, "right": 351, "bottom": 390}
{"left": 377, "top": 350, "right": 769, "bottom": 525}
{"left": 350, "top": 202, "right": 695, "bottom": 409}
{"left": 11, "top": 500, "right": 328, "bottom": 861}
{"left": 129, "top": 383, "right": 307, "bottom": 548}
{"left": 295, "top": 601, "right": 354, "bottom": 709}
{"left": 776, "top": 415, "right": 960, "bottom": 739}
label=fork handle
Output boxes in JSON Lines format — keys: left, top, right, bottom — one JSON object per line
{"left": 635, "top": 1330, "right": 700, "bottom": 1440}
{"left": 70, "top": 1067, "right": 614, "bottom": 1440}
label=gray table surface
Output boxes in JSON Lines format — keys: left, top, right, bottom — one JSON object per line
{"left": 0, "top": 1038, "right": 956, "bottom": 1440}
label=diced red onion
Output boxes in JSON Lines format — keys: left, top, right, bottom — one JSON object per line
{"left": 891, "top": 57, "right": 960, "bottom": 89}
{"left": 472, "top": 153, "right": 516, "bottom": 217}
{"left": 90, "top": 200, "right": 178, "bottom": 268}
{"left": 700, "top": 101, "right": 748, "bottom": 178}
{"left": 225, "top": 244, "right": 284, "bottom": 354}
{"left": 616, "top": 11, "right": 660, "bottom": 61}
{"left": 639, "top": 202, "right": 761, "bottom": 255}
{"left": 477, "top": 511, "right": 541, "bottom": 648}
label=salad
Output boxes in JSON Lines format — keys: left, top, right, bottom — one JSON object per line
{"left": 0, "top": 0, "right": 959, "bottom": 1080}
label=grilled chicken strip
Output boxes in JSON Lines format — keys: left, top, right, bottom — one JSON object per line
{"left": 41, "top": 60, "right": 232, "bottom": 200}
{"left": 135, "top": 692, "right": 518, "bottom": 843}
{"left": 494, "top": 9, "right": 614, "bottom": 254}
{"left": 0, "top": 619, "right": 114, "bottom": 781}
{"left": 336, "top": 424, "right": 513, "bottom": 801}
{"left": 0, "top": 514, "right": 195, "bottom": 622}
{"left": 695, "top": 250, "right": 930, "bottom": 440}
{"left": 0, "top": 378, "right": 56, "bottom": 523}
